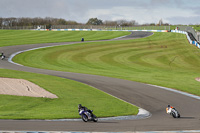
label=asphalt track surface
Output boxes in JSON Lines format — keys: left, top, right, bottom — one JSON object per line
{"left": 0, "top": 31, "right": 200, "bottom": 132}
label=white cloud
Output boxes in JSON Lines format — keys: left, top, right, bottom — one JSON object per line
{"left": 0, "top": 0, "right": 199, "bottom": 24}
{"left": 167, "top": 16, "right": 200, "bottom": 25}
{"left": 85, "top": 6, "right": 196, "bottom": 24}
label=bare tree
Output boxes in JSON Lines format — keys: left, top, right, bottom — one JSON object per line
{"left": 158, "top": 19, "right": 163, "bottom": 26}
{"left": 103, "top": 20, "right": 117, "bottom": 26}
{"left": 0, "top": 17, "right": 3, "bottom": 27}
{"left": 116, "top": 19, "right": 137, "bottom": 26}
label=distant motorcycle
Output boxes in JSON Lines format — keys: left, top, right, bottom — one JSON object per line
{"left": 79, "top": 109, "right": 98, "bottom": 122}
{"left": 166, "top": 105, "right": 180, "bottom": 118}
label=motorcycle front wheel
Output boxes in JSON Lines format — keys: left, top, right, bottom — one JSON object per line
{"left": 82, "top": 114, "right": 88, "bottom": 122}
{"left": 171, "top": 112, "right": 177, "bottom": 118}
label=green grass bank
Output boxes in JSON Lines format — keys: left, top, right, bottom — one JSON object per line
{"left": 0, "top": 69, "right": 138, "bottom": 119}
{"left": 0, "top": 30, "right": 130, "bottom": 47}
{"left": 13, "top": 32, "right": 200, "bottom": 96}
{"left": 0, "top": 30, "right": 138, "bottom": 119}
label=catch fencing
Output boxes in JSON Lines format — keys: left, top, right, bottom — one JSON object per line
{"left": 0, "top": 25, "right": 46, "bottom": 30}
{"left": 197, "top": 32, "right": 200, "bottom": 41}
{"left": 0, "top": 25, "right": 170, "bottom": 31}
{"left": 51, "top": 25, "right": 170, "bottom": 31}
{"left": 176, "top": 25, "right": 200, "bottom": 42}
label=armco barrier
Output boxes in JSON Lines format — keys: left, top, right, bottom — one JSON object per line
{"left": 171, "top": 30, "right": 200, "bottom": 49}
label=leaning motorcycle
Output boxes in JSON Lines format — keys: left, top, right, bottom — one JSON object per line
{"left": 79, "top": 109, "right": 98, "bottom": 122}
{"left": 170, "top": 108, "right": 180, "bottom": 118}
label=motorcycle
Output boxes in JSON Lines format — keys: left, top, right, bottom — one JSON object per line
{"left": 170, "top": 108, "right": 181, "bottom": 118}
{"left": 1, "top": 55, "right": 5, "bottom": 60}
{"left": 79, "top": 109, "right": 98, "bottom": 122}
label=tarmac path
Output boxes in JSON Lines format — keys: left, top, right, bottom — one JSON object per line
{"left": 0, "top": 31, "right": 200, "bottom": 132}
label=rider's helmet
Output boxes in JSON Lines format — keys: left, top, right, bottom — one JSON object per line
{"left": 78, "top": 104, "right": 82, "bottom": 109}
{"left": 168, "top": 105, "right": 170, "bottom": 107}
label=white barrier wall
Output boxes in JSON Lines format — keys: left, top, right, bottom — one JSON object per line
{"left": 50, "top": 29, "right": 168, "bottom": 32}
{"left": 171, "top": 30, "right": 200, "bottom": 49}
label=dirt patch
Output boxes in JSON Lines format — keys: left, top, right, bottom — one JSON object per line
{"left": 0, "top": 77, "right": 58, "bottom": 98}
{"left": 195, "top": 77, "right": 200, "bottom": 82}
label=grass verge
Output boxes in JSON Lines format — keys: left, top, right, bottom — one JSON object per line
{"left": 0, "top": 69, "right": 138, "bottom": 119}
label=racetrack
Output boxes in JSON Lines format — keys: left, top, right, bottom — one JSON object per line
{"left": 0, "top": 31, "right": 200, "bottom": 132}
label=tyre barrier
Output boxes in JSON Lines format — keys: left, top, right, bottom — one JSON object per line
{"left": 171, "top": 30, "right": 200, "bottom": 49}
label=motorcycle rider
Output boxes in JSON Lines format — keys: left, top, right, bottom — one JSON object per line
{"left": 78, "top": 104, "right": 92, "bottom": 119}
{"left": 81, "top": 38, "right": 84, "bottom": 42}
{"left": 78, "top": 104, "right": 87, "bottom": 112}
{"left": 166, "top": 105, "right": 174, "bottom": 114}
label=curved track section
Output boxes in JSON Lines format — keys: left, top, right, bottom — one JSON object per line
{"left": 0, "top": 31, "right": 200, "bottom": 132}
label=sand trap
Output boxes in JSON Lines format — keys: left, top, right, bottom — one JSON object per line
{"left": 0, "top": 77, "right": 58, "bottom": 98}
{"left": 195, "top": 77, "right": 200, "bottom": 82}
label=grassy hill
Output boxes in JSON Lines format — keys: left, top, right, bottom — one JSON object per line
{"left": 13, "top": 32, "right": 200, "bottom": 96}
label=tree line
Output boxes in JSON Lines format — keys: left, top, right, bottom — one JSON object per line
{"left": 87, "top": 18, "right": 139, "bottom": 26}
{"left": 0, "top": 17, "right": 79, "bottom": 28}
{"left": 0, "top": 17, "right": 169, "bottom": 28}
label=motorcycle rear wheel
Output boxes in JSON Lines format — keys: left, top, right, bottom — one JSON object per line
{"left": 93, "top": 115, "right": 98, "bottom": 122}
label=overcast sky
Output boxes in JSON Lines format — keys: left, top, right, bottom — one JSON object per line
{"left": 0, "top": 0, "right": 200, "bottom": 25}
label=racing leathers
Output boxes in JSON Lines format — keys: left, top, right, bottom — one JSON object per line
{"left": 166, "top": 105, "right": 174, "bottom": 114}
{"left": 78, "top": 104, "right": 92, "bottom": 119}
